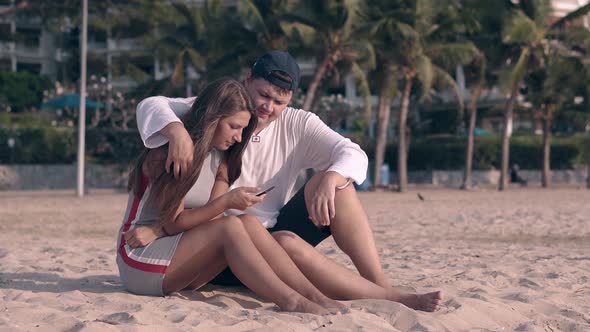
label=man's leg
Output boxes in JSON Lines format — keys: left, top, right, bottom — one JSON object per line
{"left": 274, "top": 173, "right": 388, "bottom": 288}
{"left": 304, "top": 172, "right": 388, "bottom": 287}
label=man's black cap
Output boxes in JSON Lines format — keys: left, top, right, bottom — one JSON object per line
{"left": 251, "top": 50, "right": 300, "bottom": 91}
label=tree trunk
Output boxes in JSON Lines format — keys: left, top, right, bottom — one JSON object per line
{"left": 374, "top": 70, "right": 396, "bottom": 189}
{"left": 542, "top": 116, "right": 551, "bottom": 188}
{"left": 461, "top": 84, "right": 483, "bottom": 189}
{"left": 462, "top": 59, "right": 485, "bottom": 190}
{"left": 303, "top": 52, "right": 334, "bottom": 111}
{"left": 462, "top": 101, "right": 478, "bottom": 189}
{"left": 398, "top": 75, "right": 413, "bottom": 192}
{"left": 587, "top": 135, "right": 590, "bottom": 189}
{"left": 499, "top": 82, "right": 519, "bottom": 191}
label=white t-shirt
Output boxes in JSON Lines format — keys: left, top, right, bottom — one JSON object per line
{"left": 136, "top": 96, "right": 368, "bottom": 228}
{"left": 183, "top": 150, "right": 222, "bottom": 209}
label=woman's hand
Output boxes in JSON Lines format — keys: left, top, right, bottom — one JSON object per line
{"left": 123, "top": 225, "right": 164, "bottom": 248}
{"left": 221, "top": 187, "right": 264, "bottom": 210}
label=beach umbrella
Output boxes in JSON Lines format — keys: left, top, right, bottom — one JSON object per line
{"left": 41, "top": 93, "right": 104, "bottom": 109}
{"left": 460, "top": 127, "right": 493, "bottom": 137}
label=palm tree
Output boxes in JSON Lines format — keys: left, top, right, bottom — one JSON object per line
{"left": 362, "top": 0, "right": 479, "bottom": 191}
{"left": 459, "top": 0, "right": 513, "bottom": 190}
{"left": 461, "top": 54, "right": 486, "bottom": 189}
{"left": 525, "top": 52, "right": 582, "bottom": 187}
{"left": 282, "top": 0, "right": 374, "bottom": 114}
{"left": 498, "top": 0, "right": 590, "bottom": 190}
{"left": 535, "top": 26, "right": 590, "bottom": 189}
{"left": 154, "top": 0, "right": 246, "bottom": 92}
{"left": 238, "top": 0, "right": 292, "bottom": 52}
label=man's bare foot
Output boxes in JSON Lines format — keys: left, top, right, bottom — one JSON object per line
{"left": 281, "top": 296, "right": 329, "bottom": 315}
{"left": 399, "top": 291, "right": 443, "bottom": 312}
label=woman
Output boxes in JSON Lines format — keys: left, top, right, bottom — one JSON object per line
{"left": 116, "top": 78, "right": 341, "bottom": 314}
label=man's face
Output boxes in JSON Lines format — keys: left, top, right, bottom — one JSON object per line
{"left": 245, "top": 76, "right": 293, "bottom": 129}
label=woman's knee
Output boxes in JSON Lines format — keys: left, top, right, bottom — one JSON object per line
{"left": 217, "top": 215, "right": 246, "bottom": 236}
{"left": 272, "top": 231, "right": 303, "bottom": 252}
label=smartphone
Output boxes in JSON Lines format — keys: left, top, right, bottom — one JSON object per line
{"left": 255, "top": 186, "right": 275, "bottom": 196}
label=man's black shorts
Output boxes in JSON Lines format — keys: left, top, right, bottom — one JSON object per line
{"left": 209, "top": 184, "right": 332, "bottom": 286}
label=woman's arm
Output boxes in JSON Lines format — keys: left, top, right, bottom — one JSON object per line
{"left": 162, "top": 195, "right": 228, "bottom": 235}
{"left": 210, "top": 160, "right": 230, "bottom": 202}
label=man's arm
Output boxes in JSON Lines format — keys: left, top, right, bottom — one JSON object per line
{"left": 297, "top": 111, "right": 369, "bottom": 226}
{"left": 136, "top": 96, "right": 196, "bottom": 178}
{"left": 299, "top": 112, "right": 368, "bottom": 184}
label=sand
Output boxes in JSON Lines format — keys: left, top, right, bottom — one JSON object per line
{"left": 1, "top": 188, "right": 589, "bottom": 331}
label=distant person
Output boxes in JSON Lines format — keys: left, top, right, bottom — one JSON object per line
{"left": 133, "top": 50, "right": 441, "bottom": 311}
{"left": 510, "top": 164, "right": 528, "bottom": 186}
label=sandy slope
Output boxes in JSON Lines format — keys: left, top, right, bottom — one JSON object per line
{"left": 1, "top": 188, "right": 589, "bottom": 331}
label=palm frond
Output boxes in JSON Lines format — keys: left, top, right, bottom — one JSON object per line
{"left": 428, "top": 42, "right": 480, "bottom": 69}
{"left": 185, "top": 48, "right": 206, "bottom": 72}
{"left": 499, "top": 47, "right": 531, "bottom": 94}
{"left": 239, "top": 0, "right": 270, "bottom": 37}
{"left": 550, "top": 3, "right": 590, "bottom": 30}
{"left": 171, "top": 50, "right": 186, "bottom": 85}
{"left": 282, "top": 21, "right": 317, "bottom": 47}
{"left": 432, "top": 65, "right": 465, "bottom": 119}
{"left": 350, "top": 61, "right": 373, "bottom": 124}
{"left": 416, "top": 54, "right": 434, "bottom": 101}
{"left": 502, "top": 11, "right": 537, "bottom": 44}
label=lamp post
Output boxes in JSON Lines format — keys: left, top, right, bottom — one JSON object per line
{"left": 77, "top": 0, "right": 88, "bottom": 197}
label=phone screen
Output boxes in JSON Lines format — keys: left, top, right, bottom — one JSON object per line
{"left": 255, "top": 186, "right": 275, "bottom": 196}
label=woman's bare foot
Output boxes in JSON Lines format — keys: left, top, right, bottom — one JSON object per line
{"left": 315, "top": 296, "right": 349, "bottom": 314}
{"left": 398, "top": 291, "right": 443, "bottom": 312}
{"left": 281, "top": 295, "right": 329, "bottom": 315}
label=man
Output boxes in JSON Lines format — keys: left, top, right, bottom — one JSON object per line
{"left": 136, "top": 50, "right": 388, "bottom": 288}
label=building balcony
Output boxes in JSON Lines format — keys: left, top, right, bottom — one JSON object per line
{"left": 0, "top": 41, "right": 13, "bottom": 54}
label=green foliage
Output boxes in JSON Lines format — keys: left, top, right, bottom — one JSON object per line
{"left": 358, "top": 134, "right": 585, "bottom": 171}
{"left": 0, "top": 72, "right": 52, "bottom": 112}
{"left": 0, "top": 111, "right": 54, "bottom": 128}
{"left": 0, "top": 128, "right": 144, "bottom": 165}
{"left": 0, "top": 127, "right": 76, "bottom": 164}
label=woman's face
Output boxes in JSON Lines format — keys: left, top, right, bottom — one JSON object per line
{"left": 212, "top": 110, "right": 252, "bottom": 151}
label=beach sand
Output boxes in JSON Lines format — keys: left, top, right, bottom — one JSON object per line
{"left": 1, "top": 188, "right": 589, "bottom": 331}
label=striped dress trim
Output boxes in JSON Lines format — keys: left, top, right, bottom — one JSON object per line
{"left": 118, "top": 176, "right": 169, "bottom": 274}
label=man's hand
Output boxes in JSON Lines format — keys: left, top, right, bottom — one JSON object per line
{"left": 123, "top": 225, "right": 165, "bottom": 248}
{"left": 160, "top": 122, "right": 193, "bottom": 178}
{"left": 307, "top": 171, "right": 347, "bottom": 227}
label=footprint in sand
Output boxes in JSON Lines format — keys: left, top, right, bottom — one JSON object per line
{"left": 443, "top": 298, "right": 462, "bottom": 310}
{"left": 501, "top": 292, "right": 530, "bottom": 303}
{"left": 96, "top": 312, "right": 137, "bottom": 325}
{"left": 166, "top": 312, "right": 187, "bottom": 323}
{"left": 518, "top": 278, "right": 541, "bottom": 289}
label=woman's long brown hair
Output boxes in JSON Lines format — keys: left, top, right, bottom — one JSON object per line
{"left": 127, "top": 78, "right": 257, "bottom": 226}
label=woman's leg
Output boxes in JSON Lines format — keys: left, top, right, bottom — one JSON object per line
{"left": 274, "top": 231, "right": 442, "bottom": 312}
{"left": 162, "top": 216, "right": 327, "bottom": 314}
{"left": 238, "top": 215, "right": 345, "bottom": 312}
